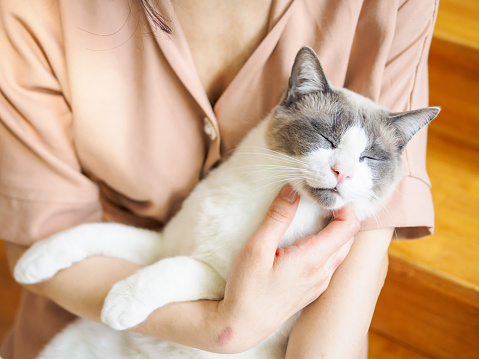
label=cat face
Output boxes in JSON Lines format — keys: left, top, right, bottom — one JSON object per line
{"left": 266, "top": 47, "right": 439, "bottom": 218}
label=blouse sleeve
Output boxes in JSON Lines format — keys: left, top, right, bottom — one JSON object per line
{"left": 0, "top": 0, "right": 102, "bottom": 245}
{"left": 354, "top": 0, "right": 440, "bottom": 238}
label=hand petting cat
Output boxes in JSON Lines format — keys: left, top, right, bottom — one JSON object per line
{"left": 215, "top": 185, "right": 359, "bottom": 351}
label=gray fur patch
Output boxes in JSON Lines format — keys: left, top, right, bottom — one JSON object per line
{"left": 265, "top": 46, "right": 439, "bottom": 211}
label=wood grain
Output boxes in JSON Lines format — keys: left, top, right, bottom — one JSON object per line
{"left": 371, "top": 255, "right": 479, "bottom": 359}
{"left": 0, "top": 243, "right": 21, "bottom": 341}
{"left": 433, "top": 0, "right": 479, "bottom": 49}
{"left": 369, "top": 330, "right": 431, "bottom": 359}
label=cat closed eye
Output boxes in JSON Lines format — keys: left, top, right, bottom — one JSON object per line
{"left": 319, "top": 133, "right": 336, "bottom": 148}
{"left": 359, "top": 155, "right": 380, "bottom": 162}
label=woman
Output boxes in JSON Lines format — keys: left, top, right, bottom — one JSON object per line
{"left": 0, "top": 0, "right": 439, "bottom": 358}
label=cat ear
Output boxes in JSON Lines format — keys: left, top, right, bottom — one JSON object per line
{"left": 283, "top": 47, "right": 330, "bottom": 106}
{"left": 388, "top": 107, "right": 440, "bottom": 150}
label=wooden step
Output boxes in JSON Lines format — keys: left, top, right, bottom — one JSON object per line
{"left": 426, "top": 0, "right": 479, "bottom": 150}
{"left": 369, "top": 330, "right": 431, "bottom": 359}
{"left": 427, "top": 37, "right": 479, "bottom": 150}
{"left": 372, "top": 0, "right": 479, "bottom": 357}
{"left": 391, "top": 133, "right": 479, "bottom": 288}
{"left": 371, "top": 253, "right": 479, "bottom": 359}
{"left": 433, "top": 0, "right": 479, "bottom": 49}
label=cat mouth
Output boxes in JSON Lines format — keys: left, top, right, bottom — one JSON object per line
{"left": 304, "top": 185, "right": 342, "bottom": 200}
{"left": 308, "top": 187, "right": 340, "bottom": 195}
{"left": 303, "top": 186, "right": 345, "bottom": 210}
{"left": 303, "top": 185, "right": 343, "bottom": 208}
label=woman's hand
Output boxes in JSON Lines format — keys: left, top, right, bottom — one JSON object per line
{"left": 215, "top": 185, "right": 360, "bottom": 352}
{"left": 4, "top": 184, "right": 360, "bottom": 355}
{"left": 285, "top": 228, "right": 392, "bottom": 359}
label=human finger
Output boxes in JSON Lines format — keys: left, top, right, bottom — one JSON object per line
{"left": 325, "top": 238, "right": 355, "bottom": 273}
{"left": 244, "top": 185, "right": 299, "bottom": 263}
{"left": 293, "top": 204, "right": 359, "bottom": 260}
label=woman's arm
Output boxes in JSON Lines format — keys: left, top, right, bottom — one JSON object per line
{"left": 4, "top": 242, "right": 140, "bottom": 322}
{"left": 285, "top": 228, "right": 392, "bottom": 359}
{"left": 4, "top": 186, "right": 360, "bottom": 354}
{"left": 3, "top": 243, "right": 229, "bottom": 352}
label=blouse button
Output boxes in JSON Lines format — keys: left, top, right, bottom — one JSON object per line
{"left": 203, "top": 117, "right": 217, "bottom": 141}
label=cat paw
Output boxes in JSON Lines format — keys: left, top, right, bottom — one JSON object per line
{"left": 14, "top": 241, "right": 85, "bottom": 284}
{"left": 101, "top": 280, "right": 158, "bottom": 330}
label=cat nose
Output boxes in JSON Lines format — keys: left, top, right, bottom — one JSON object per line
{"left": 332, "top": 166, "right": 351, "bottom": 185}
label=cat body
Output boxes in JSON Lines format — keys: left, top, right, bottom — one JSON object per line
{"left": 14, "top": 47, "right": 439, "bottom": 358}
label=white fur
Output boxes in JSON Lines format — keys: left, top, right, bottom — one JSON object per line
{"left": 15, "top": 115, "right": 385, "bottom": 359}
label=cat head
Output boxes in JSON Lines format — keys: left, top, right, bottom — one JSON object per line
{"left": 266, "top": 47, "right": 440, "bottom": 219}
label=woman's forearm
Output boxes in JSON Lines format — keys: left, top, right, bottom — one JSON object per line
{"left": 3, "top": 242, "right": 229, "bottom": 353}
{"left": 4, "top": 242, "right": 142, "bottom": 322}
{"left": 4, "top": 196, "right": 361, "bottom": 356}
{"left": 285, "top": 228, "right": 393, "bottom": 359}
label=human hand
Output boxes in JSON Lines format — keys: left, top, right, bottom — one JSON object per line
{"left": 215, "top": 184, "right": 360, "bottom": 351}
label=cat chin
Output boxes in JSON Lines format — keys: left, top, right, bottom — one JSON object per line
{"left": 298, "top": 185, "right": 373, "bottom": 221}
{"left": 298, "top": 185, "right": 347, "bottom": 211}
{"left": 324, "top": 199, "right": 349, "bottom": 212}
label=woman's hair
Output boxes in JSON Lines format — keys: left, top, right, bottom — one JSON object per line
{"left": 139, "top": 0, "right": 172, "bottom": 34}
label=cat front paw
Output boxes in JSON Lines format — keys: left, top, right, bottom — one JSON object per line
{"left": 14, "top": 240, "right": 86, "bottom": 284}
{"left": 101, "top": 279, "right": 159, "bottom": 330}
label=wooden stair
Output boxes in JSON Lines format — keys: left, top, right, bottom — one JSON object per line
{"left": 370, "top": 0, "right": 479, "bottom": 358}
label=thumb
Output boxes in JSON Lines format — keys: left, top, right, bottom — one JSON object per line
{"left": 294, "top": 203, "right": 360, "bottom": 260}
{"left": 245, "top": 185, "right": 300, "bottom": 262}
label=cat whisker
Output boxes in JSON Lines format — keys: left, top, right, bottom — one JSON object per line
{"left": 373, "top": 199, "right": 393, "bottom": 223}
{"left": 364, "top": 193, "right": 393, "bottom": 226}
{"left": 235, "top": 167, "right": 310, "bottom": 178}
{"left": 231, "top": 157, "right": 308, "bottom": 173}
{"left": 237, "top": 146, "right": 312, "bottom": 167}
{"left": 238, "top": 155, "right": 310, "bottom": 170}
{"left": 233, "top": 166, "right": 317, "bottom": 185}
{"left": 392, "top": 228, "right": 399, "bottom": 241}
{"left": 235, "top": 164, "right": 302, "bottom": 172}
{"left": 250, "top": 179, "right": 292, "bottom": 197}
{"left": 249, "top": 176, "right": 308, "bottom": 196}
{"left": 233, "top": 168, "right": 302, "bottom": 177}
{"left": 372, "top": 212, "right": 382, "bottom": 229}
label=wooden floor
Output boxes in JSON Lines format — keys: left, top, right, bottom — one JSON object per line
{"left": 1, "top": 0, "right": 478, "bottom": 358}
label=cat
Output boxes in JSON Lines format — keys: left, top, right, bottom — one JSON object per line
{"left": 14, "top": 47, "right": 439, "bottom": 358}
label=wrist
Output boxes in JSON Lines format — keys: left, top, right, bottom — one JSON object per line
{"left": 131, "top": 299, "right": 251, "bottom": 354}
{"left": 214, "top": 300, "right": 250, "bottom": 353}
{"left": 215, "top": 299, "right": 274, "bottom": 354}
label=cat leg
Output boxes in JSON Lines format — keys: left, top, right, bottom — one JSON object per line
{"left": 14, "top": 223, "right": 161, "bottom": 284}
{"left": 101, "top": 256, "right": 225, "bottom": 330}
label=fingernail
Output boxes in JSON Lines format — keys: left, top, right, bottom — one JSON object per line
{"left": 279, "top": 185, "right": 298, "bottom": 203}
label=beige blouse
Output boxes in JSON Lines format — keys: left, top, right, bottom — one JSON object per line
{"left": 0, "top": 0, "right": 439, "bottom": 358}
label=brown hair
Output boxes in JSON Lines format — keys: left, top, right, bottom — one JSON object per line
{"left": 139, "top": 0, "right": 172, "bottom": 34}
